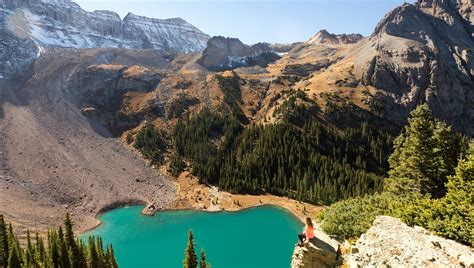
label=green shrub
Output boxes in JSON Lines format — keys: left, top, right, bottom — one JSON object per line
{"left": 320, "top": 154, "right": 473, "bottom": 245}
{"left": 393, "top": 155, "right": 473, "bottom": 245}
{"left": 318, "top": 193, "right": 395, "bottom": 241}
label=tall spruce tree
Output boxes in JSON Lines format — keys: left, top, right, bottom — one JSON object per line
{"left": 64, "top": 212, "right": 83, "bottom": 267}
{"left": 199, "top": 249, "right": 208, "bottom": 268}
{"left": 7, "top": 243, "right": 21, "bottom": 268}
{"left": 385, "top": 104, "right": 465, "bottom": 198}
{"left": 0, "top": 215, "right": 8, "bottom": 267}
{"left": 183, "top": 230, "right": 198, "bottom": 268}
{"left": 441, "top": 153, "right": 474, "bottom": 244}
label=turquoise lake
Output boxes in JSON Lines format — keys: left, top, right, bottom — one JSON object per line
{"left": 84, "top": 205, "right": 303, "bottom": 268}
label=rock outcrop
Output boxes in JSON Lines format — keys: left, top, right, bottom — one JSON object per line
{"left": 306, "top": 30, "right": 363, "bottom": 46}
{"left": 348, "top": 216, "right": 474, "bottom": 267}
{"left": 299, "top": 0, "right": 474, "bottom": 135}
{"left": 359, "top": 0, "right": 474, "bottom": 134}
{"left": 197, "top": 36, "right": 281, "bottom": 71}
{"left": 0, "top": 0, "right": 209, "bottom": 78}
{"left": 291, "top": 224, "right": 340, "bottom": 268}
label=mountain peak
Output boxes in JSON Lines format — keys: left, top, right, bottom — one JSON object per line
{"left": 197, "top": 36, "right": 280, "bottom": 71}
{"left": 306, "top": 30, "right": 363, "bottom": 46}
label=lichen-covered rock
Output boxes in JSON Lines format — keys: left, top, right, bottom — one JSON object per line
{"left": 347, "top": 216, "right": 474, "bottom": 267}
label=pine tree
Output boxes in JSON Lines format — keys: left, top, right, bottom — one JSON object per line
{"left": 88, "top": 236, "right": 99, "bottom": 268}
{"left": 6, "top": 223, "right": 22, "bottom": 268}
{"left": 0, "top": 215, "right": 8, "bottom": 267}
{"left": 199, "top": 249, "right": 208, "bottom": 268}
{"left": 441, "top": 153, "right": 474, "bottom": 245}
{"left": 7, "top": 243, "right": 21, "bottom": 268}
{"left": 58, "top": 227, "right": 71, "bottom": 268}
{"left": 24, "top": 230, "right": 34, "bottom": 267}
{"left": 385, "top": 104, "right": 465, "bottom": 198}
{"left": 64, "top": 212, "right": 84, "bottom": 268}
{"left": 183, "top": 230, "right": 198, "bottom": 268}
{"left": 105, "top": 245, "right": 119, "bottom": 268}
{"left": 35, "top": 233, "right": 46, "bottom": 265}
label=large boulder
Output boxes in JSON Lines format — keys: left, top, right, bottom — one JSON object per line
{"left": 291, "top": 224, "right": 340, "bottom": 268}
{"left": 348, "top": 216, "right": 474, "bottom": 267}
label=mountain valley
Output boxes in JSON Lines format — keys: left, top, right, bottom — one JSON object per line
{"left": 0, "top": 0, "right": 473, "bottom": 267}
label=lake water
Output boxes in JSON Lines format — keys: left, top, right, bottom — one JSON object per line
{"left": 84, "top": 205, "right": 303, "bottom": 268}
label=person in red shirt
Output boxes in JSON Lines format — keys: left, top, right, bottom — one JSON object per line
{"left": 297, "top": 217, "right": 315, "bottom": 246}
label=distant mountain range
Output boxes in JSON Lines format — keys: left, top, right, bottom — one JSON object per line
{"left": 0, "top": 0, "right": 210, "bottom": 78}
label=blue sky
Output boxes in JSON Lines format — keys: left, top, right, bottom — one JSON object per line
{"left": 74, "top": 0, "right": 412, "bottom": 44}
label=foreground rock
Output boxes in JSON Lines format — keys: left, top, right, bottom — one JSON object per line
{"left": 291, "top": 224, "right": 340, "bottom": 268}
{"left": 348, "top": 216, "right": 474, "bottom": 267}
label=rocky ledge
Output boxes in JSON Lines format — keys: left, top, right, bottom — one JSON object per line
{"left": 348, "top": 216, "right": 474, "bottom": 267}
{"left": 291, "top": 224, "right": 341, "bottom": 268}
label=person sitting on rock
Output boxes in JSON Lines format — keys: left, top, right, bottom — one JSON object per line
{"left": 297, "top": 217, "right": 315, "bottom": 246}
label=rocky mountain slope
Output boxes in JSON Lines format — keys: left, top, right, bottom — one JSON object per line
{"left": 0, "top": 0, "right": 209, "bottom": 78}
{"left": 197, "top": 36, "right": 281, "bottom": 71}
{"left": 0, "top": 48, "right": 176, "bottom": 232}
{"left": 306, "top": 30, "right": 363, "bottom": 46}
{"left": 268, "top": 0, "right": 473, "bottom": 135}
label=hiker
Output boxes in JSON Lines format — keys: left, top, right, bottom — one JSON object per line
{"left": 297, "top": 217, "right": 314, "bottom": 246}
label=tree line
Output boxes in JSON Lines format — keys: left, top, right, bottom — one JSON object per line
{"left": 169, "top": 106, "right": 393, "bottom": 205}
{"left": 0, "top": 214, "right": 118, "bottom": 268}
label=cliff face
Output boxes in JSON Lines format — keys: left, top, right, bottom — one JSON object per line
{"left": 0, "top": 0, "right": 209, "bottom": 78}
{"left": 298, "top": 0, "right": 474, "bottom": 135}
{"left": 359, "top": 0, "right": 474, "bottom": 134}
{"left": 348, "top": 216, "right": 474, "bottom": 267}
{"left": 291, "top": 224, "right": 341, "bottom": 268}
{"left": 197, "top": 36, "right": 281, "bottom": 71}
{"left": 306, "top": 30, "right": 363, "bottom": 46}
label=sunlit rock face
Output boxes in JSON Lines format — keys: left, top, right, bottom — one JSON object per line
{"left": 197, "top": 36, "right": 281, "bottom": 71}
{"left": 0, "top": 0, "right": 209, "bottom": 78}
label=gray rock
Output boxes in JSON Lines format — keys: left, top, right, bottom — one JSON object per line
{"left": 306, "top": 30, "right": 363, "bottom": 46}
{"left": 197, "top": 36, "right": 281, "bottom": 71}
{"left": 347, "top": 216, "right": 474, "bottom": 267}
{"left": 360, "top": 0, "right": 474, "bottom": 135}
{"left": 291, "top": 223, "right": 340, "bottom": 268}
{"left": 0, "top": 0, "right": 209, "bottom": 78}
